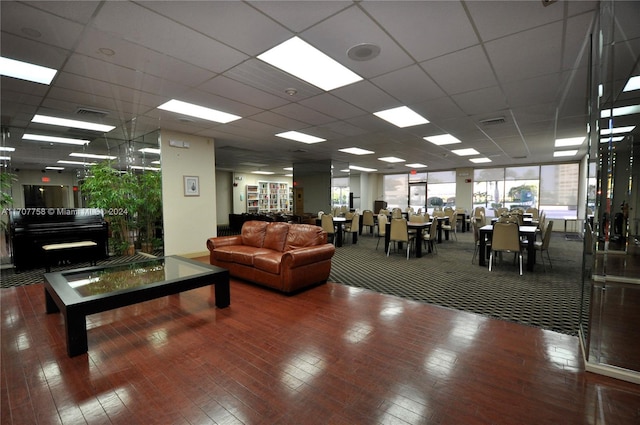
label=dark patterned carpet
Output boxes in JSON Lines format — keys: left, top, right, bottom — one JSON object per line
{"left": 0, "top": 250, "right": 163, "bottom": 288}
{"left": 329, "top": 229, "right": 586, "bottom": 336}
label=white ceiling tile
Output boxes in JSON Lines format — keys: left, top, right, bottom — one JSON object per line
{"left": 452, "top": 86, "right": 508, "bottom": 116}
{"left": 371, "top": 65, "right": 446, "bottom": 105}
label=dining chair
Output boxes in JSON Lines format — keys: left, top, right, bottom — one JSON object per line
{"left": 441, "top": 210, "right": 457, "bottom": 241}
{"left": 362, "top": 210, "right": 375, "bottom": 235}
{"left": 471, "top": 220, "right": 488, "bottom": 264}
{"left": 321, "top": 214, "right": 337, "bottom": 245}
{"left": 422, "top": 222, "right": 437, "bottom": 254}
{"left": 534, "top": 220, "right": 554, "bottom": 271}
{"left": 391, "top": 208, "right": 403, "bottom": 219}
{"left": 376, "top": 213, "right": 387, "bottom": 250}
{"left": 387, "top": 218, "right": 415, "bottom": 260}
{"left": 526, "top": 207, "right": 539, "bottom": 219}
{"left": 489, "top": 222, "right": 523, "bottom": 275}
{"left": 343, "top": 212, "right": 359, "bottom": 244}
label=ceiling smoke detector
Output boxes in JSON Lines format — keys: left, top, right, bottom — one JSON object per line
{"left": 285, "top": 88, "right": 297, "bottom": 96}
{"left": 347, "top": 43, "right": 381, "bottom": 62}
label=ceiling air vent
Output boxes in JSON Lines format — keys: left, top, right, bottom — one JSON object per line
{"left": 75, "top": 107, "right": 109, "bottom": 118}
{"left": 479, "top": 117, "right": 506, "bottom": 126}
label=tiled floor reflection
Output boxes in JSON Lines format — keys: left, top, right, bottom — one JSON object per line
{"left": 2, "top": 272, "right": 640, "bottom": 424}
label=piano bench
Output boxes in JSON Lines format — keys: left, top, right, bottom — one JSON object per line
{"left": 42, "top": 241, "right": 99, "bottom": 273}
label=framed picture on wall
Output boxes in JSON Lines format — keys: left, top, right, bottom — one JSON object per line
{"left": 184, "top": 176, "right": 199, "bottom": 196}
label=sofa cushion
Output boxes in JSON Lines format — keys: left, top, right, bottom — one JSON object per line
{"left": 213, "top": 245, "right": 272, "bottom": 265}
{"left": 241, "top": 221, "right": 268, "bottom": 248}
{"left": 253, "top": 251, "right": 284, "bottom": 274}
{"left": 263, "top": 222, "right": 290, "bottom": 252}
{"left": 285, "top": 224, "right": 327, "bottom": 250}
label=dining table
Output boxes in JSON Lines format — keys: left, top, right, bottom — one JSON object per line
{"left": 384, "top": 221, "right": 433, "bottom": 258}
{"left": 478, "top": 224, "right": 539, "bottom": 271}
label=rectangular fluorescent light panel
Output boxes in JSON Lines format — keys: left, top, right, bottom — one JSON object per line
{"left": 0, "top": 147, "right": 15, "bottom": 152}
{"left": 349, "top": 165, "right": 377, "bottom": 172}
{"left": 451, "top": 148, "right": 480, "bottom": 156}
{"left": 0, "top": 56, "right": 57, "bottom": 85}
{"left": 600, "top": 136, "right": 624, "bottom": 143}
{"left": 424, "top": 134, "right": 462, "bottom": 146}
{"left": 555, "top": 137, "right": 585, "bottom": 147}
{"left": 600, "top": 126, "right": 636, "bottom": 135}
{"left": 138, "top": 148, "right": 161, "bottom": 155}
{"left": 276, "top": 131, "right": 325, "bottom": 144}
{"left": 130, "top": 166, "right": 161, "bottom": 171}
{"left": 470, "top": 157, "right": 492, "bottom": 163}
{"left": 258, "top": 37, "right": 362, "bottom": 91}
{"left": 252, "top": 171, "right": 275, "bottom": 175}
{"left": 23, "top": 134, "right": 90, "bottom": 145}
{"left": 158, "top": 99, "right": 241, "bottom": 123}
{"left": 374, "top": 106, "right": 429, "bottom": 128}
{"left": 600, "top": 105, "right": 640, "bottom": 118}
{"left": 69, "top": 153, "right": 117, "bottom": 160}
{"left": 553, "top": 150, "right": 578, "bottom": 157}
{"left": 46, "top": 166, "right": 65, "bottom": 170}
{"left": 0, "top": 156, "right": 11, "bottom": 161}
{"left": 283, "top": 167, "right": 293, "bottom": 171}
{"left": 378, "top": 157, "right": 405, "bottom": 163}
{"left": 623, "top": 75, "right": 640, "bottom": 92}
{"left": 32, "top": 114, "right": 115, "bottom": 132}
{"left": 57, "top": 160, "right": 97, "bottom": 166}
{"left": 405, "top": 163, "right": 427, "bottom": 168}
{"left": 339, "top": 147, "right": 374, "bottom": 155}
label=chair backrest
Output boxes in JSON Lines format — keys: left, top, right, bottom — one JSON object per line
{"left": 362, "top": 210, "right": 375, "bottom": 226}
{"left": 389, "top": 218, "right": 409, "bottom": 242}
{"left": 433, "top": 210, "right": 445, "bottom": 218}
{"left": 377, "top": 214, "right": 388, "bottom": 236}
{"left": 391, "top": 208, "right": 403, "bottom": 219}
{"left": 497, "top": 207, "right": 509, "bottom": 216}
{"left": 410, "top": 214, "right": 424, "bottom": 223}
{"left": 348, "top": 213, "right": 359, "bottom": 231}
{"left": 318, "top": 211, "right": 324, "bottom": 219}
{"left": 526, "top": 207, "right": 539, "bottom": 219}
{"left": 416, "top": 208, "right": 422, "bottom": 214}
{"left": 345, "top": 211, "right": 355, "bottom": 220}
{"left": 321, "top": 214, "right": 335, "bottom": 234}
{"left": 541, "top": 220, "right": 554, "bottom": 249}
{"left": 492, "top": 222, "right": 521, "bottom": 252}
{"left": 379, "top": 209, "right": 389, "bottom": 216}
{"left": 340, "top": 206, "right": 348, "bottom": 213}
{"left": 423, "top": 212, "right": 430, "bottom": 222}
{"left": 474, "top": 206, "right": 485, "bottom": 217}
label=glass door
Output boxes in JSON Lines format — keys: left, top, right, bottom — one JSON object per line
{"left": 409, "top": 183, "right": 426, "bottom": 213}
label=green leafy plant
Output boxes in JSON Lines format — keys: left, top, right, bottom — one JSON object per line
{"left": 81, "top": 162, "right": 138, "bottom": 255}
{"left": 135, "top": 171, "right": 162, "bottom": 251}
{"left": 0, "top": 172, "right": 16, "bottom": 233}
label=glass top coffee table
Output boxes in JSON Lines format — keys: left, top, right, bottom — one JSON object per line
{"left": 44, "top": 256, "right": 230, "bottom": 357}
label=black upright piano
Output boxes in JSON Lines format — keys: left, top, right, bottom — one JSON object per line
{"left": 8, "top": 208, "right": 109, "bottom": 271}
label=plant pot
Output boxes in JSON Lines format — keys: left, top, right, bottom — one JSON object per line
{"left": 125, "top": 244, "right": 136, "bottom": 256}
{"left": 141, "top": 242, "right": 153, "bottom": 254}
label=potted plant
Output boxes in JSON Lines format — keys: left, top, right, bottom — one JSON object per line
{"left": 81, "top": 162, "right": 138, "bottom": 256}
{"left": 0, "top": 171, "right": 16, "bottom": 260}
{"left": 136, "top": 171, "right": 162, "bottom": 253}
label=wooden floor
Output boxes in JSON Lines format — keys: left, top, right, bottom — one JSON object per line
{"left": 2, "top": 260, "right": 640, "bottom": 424}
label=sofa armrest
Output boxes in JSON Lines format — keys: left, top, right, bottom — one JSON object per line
{"left": 282, "top": 244, "right": 335, "bottom": 268}
{"left": 207, "top": 235, "right": 243, "bottom": 251}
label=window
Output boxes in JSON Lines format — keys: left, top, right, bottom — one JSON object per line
{"left": 383, "top": 174, "right": 408, "bottom": 209}
{"left": 426, "top": 171, "right": 456, "bottom": 212}
{"left": 539, "top": 163, "right": 580, "bottom": 219}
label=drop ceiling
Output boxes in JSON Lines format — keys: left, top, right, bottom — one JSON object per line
{"left": 1, "top": 1, "right": 639, "bottom": 176}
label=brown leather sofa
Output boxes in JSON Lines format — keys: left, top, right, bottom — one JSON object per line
{"left": 206, "top": 220, "right": 335, "bottom": 293}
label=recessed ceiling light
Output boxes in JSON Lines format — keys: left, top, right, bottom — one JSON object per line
{"left": 600, "top": 136, "right": 625, "bottom": 143}
{"left": 405, "top": 163, "right": 427, "bottom": 168}
{"left": 600, "top": 105, "right": 640, "bottom": 118}
{"left": 31, "top": 114, "right": 115, "bottom": 132}
{"left": 276, "top": 131, "right": 325, "bottom": 144}
{"left": 378, "top": 157, "right": 405, "bottom": 163}
{"left": 349, "top": 165, "right": 377, "bottom": 172}
{"left": 0, "top": 56, "right": 57, "bottom": 85}
{"left": 469, "top": 157, "right": 492, "bottom": 163}
{"left": 423, "top": 134, "right": 462, "bottom": 146}
{"left": 258, "top": 36, "right": 362, "bottom": 91}
{"left": 57, "top": 160, "right": 97, "bottom": 166}
{"left": 98, "top": 47, "right": 115, "bottom": 56}
{"left": 158, "top": 99, "right": 241, "bottom": 124}
{"left": 0, "top": 147, "right": 15, "bottom": 152}
{"left": 69, "top": 153, "right": 117, "bottom": 160}
{"left": 252, "top": 171, "right": 275, "bottom": 175}
{"left": 553, "top": 150, "right": 578, "bottom": 157}
{"left": 555, "top": 137, "right": 585, "bottom": 147}
{"left": 623, "top": 75, "right": 640, "bottom": 92}
{"left": 600, "top": 126, "right": 635, "bottom": 135}
{"left": 130, "top": 166, "right": 161, "bottom": 171}
{"left": 374, "top": 106, "right": 429, "bottom": 128}
{"left": 339, "top": 147, "right": 374, "bottom": 155}
{"left": 23, "top": 134, "right": 90, "bottom": 145}
{"left": 451, "top": 148, "right": 480, "bottom": 156}
{"left": 138, "top": 148, "right": 161, "bottom": 155}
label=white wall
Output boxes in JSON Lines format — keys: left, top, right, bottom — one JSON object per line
{"left": 10, "top": 170, "right": 78, "bottom": 209}
{"left": 216, "top": 170, "right": 233, "bottom": 225}
{"left": 160, "top": 130, "right": 216, "bottom": 258}
{"left": 455, "top": 167, "right": 474, "bottom": 212}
